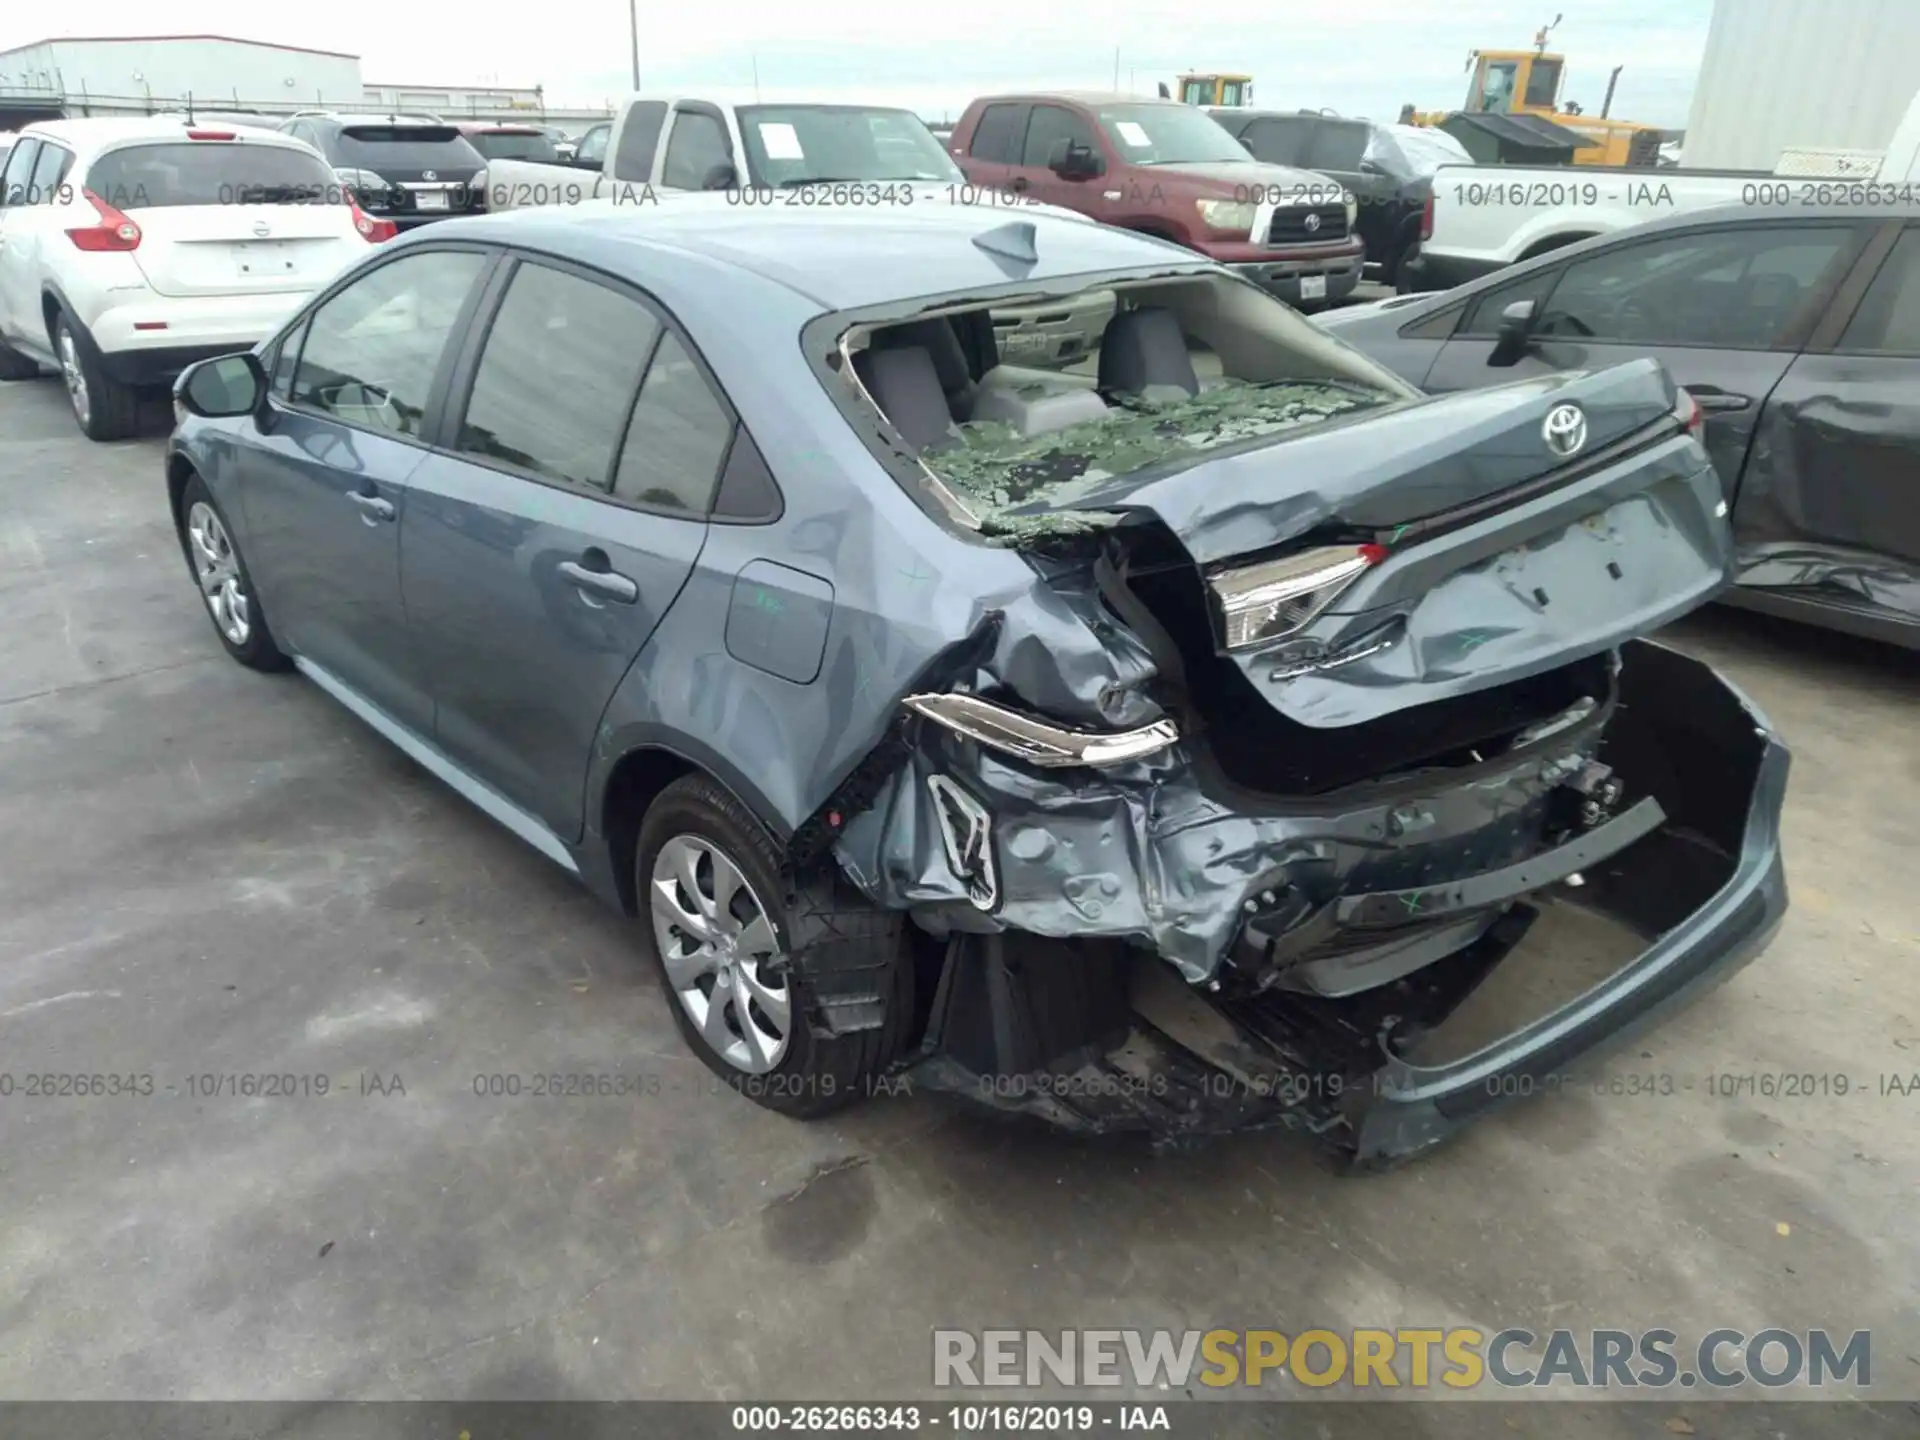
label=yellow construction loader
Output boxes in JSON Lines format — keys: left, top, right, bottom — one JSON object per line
{"left": 1402, "top": 16, "right": 1663, "bottom": 167}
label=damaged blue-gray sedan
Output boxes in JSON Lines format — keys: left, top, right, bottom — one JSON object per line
{"left": 165, "top": 198, "right": 1790, "bottom": 1168}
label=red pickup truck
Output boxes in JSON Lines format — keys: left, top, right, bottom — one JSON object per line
{"left": 947, "top": 92, "right": 1366, "bottom": 309}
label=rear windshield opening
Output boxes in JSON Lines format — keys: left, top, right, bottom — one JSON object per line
{"left": 466, "top": 130, "right": 559, "bottom": 163}
{"left": 84, "top": 141, "right": 339, "bottom": 209}
{"left": 337, "top": 126, "right": 483, "bottom": 170}
{"left": 838, "top": 273, "right": 1412, "bottom": 537}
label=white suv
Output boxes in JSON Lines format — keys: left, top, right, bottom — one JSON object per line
{"left": 0, "top": 119, "right": 386, "bottom": 440}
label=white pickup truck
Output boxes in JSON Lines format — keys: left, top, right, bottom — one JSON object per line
{"left": 1405, "top": 89, "right": 1920, "bottom": 292}
{"left": 481, "top": 95, "right": 1119, "bottom": 363}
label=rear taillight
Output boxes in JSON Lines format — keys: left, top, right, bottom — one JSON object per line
{"left": 186, "top": 129, "right": 237, "bottom": 140}
{"left": 1211, "top": 543, "right": 1389, "bottom": 651}
{"left": 1419, "top": 191, "right": 1435, "bottom": 241}
{"left": 1673, "top": 388, "right": 1704, "bottom": 438}
{"left": 351, "top": 199, "right": 399, "bottom": 243}
{"left": 66, "top": 190, "right": 142, "bottom": 252}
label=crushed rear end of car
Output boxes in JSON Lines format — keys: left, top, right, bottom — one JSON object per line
{"left": 803, "top": 270, "right": 1789, "bottom": 1167}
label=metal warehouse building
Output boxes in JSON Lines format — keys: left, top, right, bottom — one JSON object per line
{"left": 0, "top": 33, "right": 364, "bottom": 124}
{"left": 1682, "top": 0, "right": 1920, "bottom": 168}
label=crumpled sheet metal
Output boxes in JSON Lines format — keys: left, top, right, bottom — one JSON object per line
{"left": 833, "top": 721, "right": 1599, "bottom": 984}
{"left": 1736, "top": 542, "right": 1920, "bottom": 620}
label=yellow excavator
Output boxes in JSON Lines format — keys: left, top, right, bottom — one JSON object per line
{"left": 1402, "top": 15, "right": 1662, "bottom": 167}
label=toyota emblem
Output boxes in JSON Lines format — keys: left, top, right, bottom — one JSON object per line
{"left": 252, "top": 221, "right": 271, "bottom": 238}
{"left": 1543, "top": 403, "right": 1588, "bottom": 458}
{"left": 1303, "top": 212, "right": 1321, "bottom": 232}
{"left": 422, "top": 169, "right": 438, "bottom": 181}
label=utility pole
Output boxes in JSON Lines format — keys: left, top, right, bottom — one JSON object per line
{"left": 752, "top": 53, "right": 761, "bottom": 103}
{"left": 628, "top": 0, "right": 641, "bottom": 91}
{"left": 1113, "top": 47, "right": 1120, "bottom": 90}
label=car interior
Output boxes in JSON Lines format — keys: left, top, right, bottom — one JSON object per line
{"left": 848, "top": 275, "right": 1400, "bottom": 454}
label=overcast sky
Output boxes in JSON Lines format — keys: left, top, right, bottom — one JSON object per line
{"left": 1, "top": 0, "right": 1715, "bottom": 125}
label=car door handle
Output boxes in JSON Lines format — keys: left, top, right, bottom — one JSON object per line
{"left": 1685, "top": 387, "right": 1751, "bottom": 413}
{"left": 346, "top": 490, "right": 396, "bottom": 522}
{"left": 1009, "top": 175, "right": 1030, "bottom": 191}
{"left": 558, "top": 559, "right": 639, "bottom": 605}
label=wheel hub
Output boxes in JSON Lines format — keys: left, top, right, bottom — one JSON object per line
{"left": 185, "top": 501, "right": 251, "bottom": 646}
{"left": 650, "top": 833, "right": 791, "bottom": 1074}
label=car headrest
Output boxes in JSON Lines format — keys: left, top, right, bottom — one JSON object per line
{"left": 1098, "top": 306, "right": 1200, "bottom": 399}
{"left": 854, "top": 345, "right": 958, "bottom": 454}
{"left": 873, "top": 318, "right": 972, "bottom": 399}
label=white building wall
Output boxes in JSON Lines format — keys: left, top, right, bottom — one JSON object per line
{"left": 1682, "top": 0, "right": 1920, "bottom": 168}
{"left": 0, "top": 36, "right": 362, "bottom": 112}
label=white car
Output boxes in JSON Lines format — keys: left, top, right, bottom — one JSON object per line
{"left": 0, "top": 118, "right": 384, "bottom": 440}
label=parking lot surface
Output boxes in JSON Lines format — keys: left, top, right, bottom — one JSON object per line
{"left": 2, "top": 376, "right": 1916, "bottom": 1433}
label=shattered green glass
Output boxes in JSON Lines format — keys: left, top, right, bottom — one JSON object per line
{"left": 925, "top": 380, "right": 1387, "bottom": 542}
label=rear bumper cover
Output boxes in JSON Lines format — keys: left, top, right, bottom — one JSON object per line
{"left": 838, "top": 639, "right": 1788, "bottom": 1163}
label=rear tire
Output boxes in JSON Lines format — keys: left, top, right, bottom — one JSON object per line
{"left": 54, "top": 311, "right": 141, "bottom": 442}
{"left": 176, "top": 473, "right": 291, "bottom": 672}
{"left": 636, "top": 774, "right": 912, "bottom": 1118}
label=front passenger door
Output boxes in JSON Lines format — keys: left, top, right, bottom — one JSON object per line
{"left": 401, "top": 257, "right": 733, "bottom": 837}
{"left": 1422, "top": 223, "right": 1864, "bottom": 498}
{"left": 240, "top": 246, "right": 493, "bottom": 735}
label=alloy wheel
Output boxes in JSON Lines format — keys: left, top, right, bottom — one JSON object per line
{"left": 650, "top": 833, "right": 791, "bottom": 1073}
{"left": 185, "top": 501, "right": 252, "bottom": 646}
{"left": 58, "top": 327, "right": 90, "bottom": 428}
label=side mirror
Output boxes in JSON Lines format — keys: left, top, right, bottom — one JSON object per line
{"left": 175, "top": 352, "right": 266, "bottom": 420}
{"left": 1049, "top": 140, "right": 1103, "bottom": 181}
{"left": 700, "top": 161, "right": 738, "bottom": 191}
{"left": 1488, "top": 298, "right": 1537, "bottom": 367}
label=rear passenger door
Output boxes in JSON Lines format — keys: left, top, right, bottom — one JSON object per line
{"left": 400, "top": 256, "right": 737, "bottom": 838}
{"left": 1737, "top": 223, "right": 1920, "bottom": 591}
{"left": 0, "top": 138, "right": 45, "bottom": 346}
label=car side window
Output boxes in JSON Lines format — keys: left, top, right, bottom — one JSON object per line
{"left": 968, "top": 105, "right": 1027, "bottom": 164}
{"left": 661, "top": 112, "right": 733, "bottom": 189}
{"left": 290, "top": 249, "right": 487, "bottom": 437}
{"left": 611, "top": 331, "right": 735, "bottom": 514}
{"left": 456, "top": 262, "right": 661, "bottom": 493}
{"left": 575, "top": 124, "right": 610, "bottom": 167}
{"left": 1242, "top": 118, "right": 1309, "bottom": 166}
{"left": 1537, "top": 226, "right": 1856, "bottom": 349}
{"left": 1460, "top": 266, "right": 1564, "bottom": 337}
{"left": 611, "top": 102, "right": 667, "bottom": 181}
{"left": 1837, "top": 228, "right": 1920, "bottom": 355}
{"left": 29, "top": 143, "right": 72, "bottom": 204}
{"left": 1, "top": 139, "right": 41, "bottom": 206}
{"left": 1021, "top": 105, "right": 1096, "bottom": 168}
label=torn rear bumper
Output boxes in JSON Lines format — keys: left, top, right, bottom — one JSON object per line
{"left": 844, "top": 639, "right": 1788, "bottom": 1165}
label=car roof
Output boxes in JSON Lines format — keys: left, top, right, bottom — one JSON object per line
{"left": 423, "top": 199, "right": 1209, "bottom": 310}
{"left": 20, "top": 116, "right": 313, "bottom": 150}
{"left": 1396, "top": 200, "right": 1920, "bottom": 321}
{"left": 976, "top": 91, "right": 1180, "bottom": 108}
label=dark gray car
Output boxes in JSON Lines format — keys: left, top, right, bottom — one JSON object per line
{"left": 166, "top": 201, "right": 1788, "bottom": 1169}
{"left": 1319, "top": 203, "right": 1920, "bottom": 648}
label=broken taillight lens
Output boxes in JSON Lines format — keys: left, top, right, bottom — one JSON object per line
{"left": 1211, "top": 543, "right": 1388, "bottom": 651}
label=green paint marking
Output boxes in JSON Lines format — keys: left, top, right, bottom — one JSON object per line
{"left": 1401, "top": 892, "right": 1425, "bottom": 915}
{"left": 1458, "top": 630, "right": 1497, "bottom": 653}
{"left": 898, "top": 558, "right": 934, "bottom": 584}
{"left": 1388, "top": 524, "right": 1411, "bottom": 545}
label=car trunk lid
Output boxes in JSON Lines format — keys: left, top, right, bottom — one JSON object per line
{"left": 130, "top": 203, "right": 361, "bottom": 298}
{"left": 1034, "top": 359, "right": 1734, "bottom": 727}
